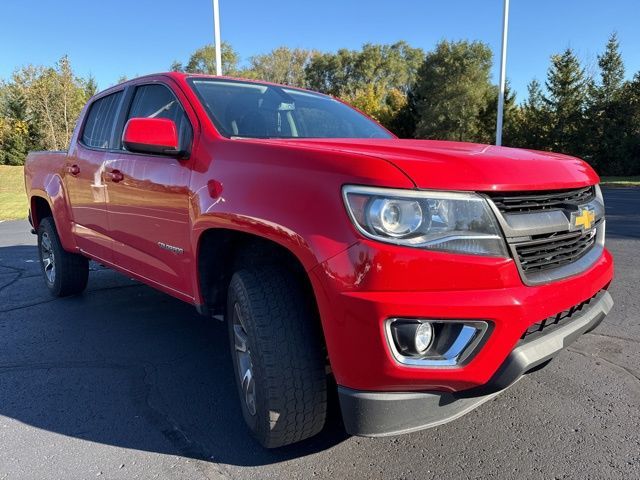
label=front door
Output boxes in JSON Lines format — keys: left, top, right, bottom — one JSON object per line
{"left": 104, "top": 82, "right": 195, "bottom": 298}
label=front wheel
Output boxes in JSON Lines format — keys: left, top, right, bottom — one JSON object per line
{"left": 37, "top": 217, "right": 89, "bottom": 297}
{"left": 227, "top": 266, "right": 327, "bottom": 448}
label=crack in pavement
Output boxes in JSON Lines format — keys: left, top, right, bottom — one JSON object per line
{"left": 0, "top": 255, "right": 116, "bottom": 295}
{"left": 586, "top": 331, "right": 639, "bottom": 343}
{"left": 0, "top": 273, "right": 22, "bottom": 293}
{"left": 0, "top": 360, "right": 228, "bottom": 479}
{"left": 0, "top": 283, "right": 145, "bottom": 314}
{"left": 0, "top": 296, "right": 59, "bottom": 314}
{"left": 0, "top": 261, "right": 31, "bottom": 294}
{"left": 568, "top": 346, "right": 640, "bottom": 385}
{"left": 140, "top": 364, "right": 231, "bottom": 480}
{"left": 0, "top": 344, "right": 215, "bottom": 372}
{"left": 0, "top": 360, "right": 134, "bottom": 374}
{"left": 0, "top": 263, "right": 28, "bottom": 272}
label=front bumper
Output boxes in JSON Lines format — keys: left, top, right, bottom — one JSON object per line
{"left": 311, "top": 239, "right": 614, "bottom": 392}
{"left": 338, "top": 290, "right": 613, "bottom": 436}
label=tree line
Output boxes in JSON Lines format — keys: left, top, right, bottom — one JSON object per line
{"left": 0, "top": 56, "right": 97, "bottom": 165}
{"left": 2, "top": 35, "right": 639, "bottom": 175}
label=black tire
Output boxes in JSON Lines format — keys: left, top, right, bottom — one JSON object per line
{"left": 227, "top": 266, "right": 327, "bottom": 448}
{"left": 37, "top": 217, "right": 89, "bottom": 297}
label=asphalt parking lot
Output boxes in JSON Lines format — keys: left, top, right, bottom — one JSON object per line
{"left": 0, "top": 187, "right": 638, "bottom": 480}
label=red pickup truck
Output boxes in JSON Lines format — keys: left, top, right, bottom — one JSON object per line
{"left": 24, "top": 72, "right": 613, "bottom": 448}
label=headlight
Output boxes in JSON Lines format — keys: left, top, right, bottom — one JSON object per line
{"left": 343, "top": 185, "right": 508, "bottom": 257}
{"left": 595, "top": 183, "right": 604, "bottom": 203}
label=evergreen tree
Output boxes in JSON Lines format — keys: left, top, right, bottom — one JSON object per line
{"left": 543, "top": 48, "right": 588, "bottom": 156}
{"left": 0, "top": 85, "right": 32, "bottom": 165}
{"left": 599, "top": 33, "right": 625, "bottom": 101}
{"left": 620, "top": 73, "right": 640, "bottom": 175}
{"left": 586, "top": 33, "right": 628, "bottom": 174}
{"left": 478, "top": 81, "right": 517, "bottom": 145}
{"left": 514, "top": 79, "right": 550, "bottom": 150}
{"left": 83, "top": 75, "right": 98, "bottom": 99}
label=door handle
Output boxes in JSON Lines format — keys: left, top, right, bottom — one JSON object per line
{"left": 107, "top": 170, "right": 124, "bottom": 183}
{"left": 66, "top": 164, "right": 80, "bottom": 175}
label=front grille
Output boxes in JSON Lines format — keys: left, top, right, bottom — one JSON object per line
{"left": 487, "top": 186, "right": 595, "bottom": 214}
{"left": 515, "top": 227, "right": 598, "bottom": 273}
{"left": 521, "top": 289, "right": 604, "bottom": 341}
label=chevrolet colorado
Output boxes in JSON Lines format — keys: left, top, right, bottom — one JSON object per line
{"left": 24, "top": 72, "right": 614, "bottom": 448}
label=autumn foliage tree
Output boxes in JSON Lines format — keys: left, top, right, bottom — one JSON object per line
{"left": 305, "top": 42, "right": 424, "bottom": 129}
{"left": 244, "top": 47, "right": 318, "bottom": 86}
{"left": 2, "top": 36, "right": 640, "bottom": 175}
{"left": 0, "top": 56, "right": 93, "bottom": 165}
{"left": 170, "top": 42, "right": 240, "bottom": 76}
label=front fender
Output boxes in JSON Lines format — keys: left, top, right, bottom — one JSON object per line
{"left": 189, "top": 136, "right": 416, "bottom": 272}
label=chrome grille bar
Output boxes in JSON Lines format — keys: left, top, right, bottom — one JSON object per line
{"left": 483, "top": 185, "right": 605, "bottom": 285}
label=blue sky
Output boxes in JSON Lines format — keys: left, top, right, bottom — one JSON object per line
{"left": 1, "top": 0, "right": 638, "bottom": 101}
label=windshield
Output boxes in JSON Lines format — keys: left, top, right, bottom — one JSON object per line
{"left": 188, "top": 78, "right": 393, "bottom": 139}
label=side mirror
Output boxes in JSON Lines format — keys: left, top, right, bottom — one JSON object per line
{"left": 122, "top": 118, "right": 183, "bottom": 157}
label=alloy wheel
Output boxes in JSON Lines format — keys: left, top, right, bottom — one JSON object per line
{"left": 40, "top": 232, "right": 56, "bottom": 284}
{"left": 232, "top": 302, "right": 257, "bottom": 416}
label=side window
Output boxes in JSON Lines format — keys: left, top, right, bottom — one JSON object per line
{"left": 125, "top": 84, "right": 192, "bottom": 152}
{"left": 81, "top": 91, "right": 123, "bottom": 149}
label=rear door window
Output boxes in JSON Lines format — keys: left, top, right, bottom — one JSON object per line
{"left": 124, "top": 84, "right": 192, "bottom": 152}
{"left": 81, "top": 91, "right": 123, "bottom": 149}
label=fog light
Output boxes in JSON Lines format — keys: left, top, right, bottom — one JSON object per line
{"left": 414, "top": 322, "right": 433, "bottom": 353}
{"left": 386, "top": 318, "right": 489, "bottom": 367}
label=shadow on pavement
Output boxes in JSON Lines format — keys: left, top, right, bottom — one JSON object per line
{"left": 0, "top": 241, "right": 349, "bottom": 467}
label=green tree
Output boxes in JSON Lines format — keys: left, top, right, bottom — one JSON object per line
{"left": 478, "top": 81, "right": 517, "bottom": 145}
{"left": 171, "top": 42, "right": 240, "bottom": 76}
{"left": 1, "top": 55, "right": 93, "bottom": 162}
{"left": 410, "top": 40, "right": 494, "bottom": 141}
{"left": 619, "top": 73, "right": 640, "bottom": 174}
{"left": 305, "top": 41, "right": 424, "bottom": 131}
{"left": 306, "top": 42, "right": 423, "bottom": 96}
{"left": 598, "top": 33, "right": 625, "bottom": 101}
{"left": 543, "top": 48, "right": 587, "bottom": 155}
{"left": 0, "top": 84, "right": 32, "bottom": 165}
{"left": 18, "top": 57, "right": 88, "bottom": 150}
{"left": 585, "top": 33, "right": 628, "bottom": 174}
{"left": 513, "top": 79, "right": 550, "bottom": 150}
{"left": 54, "top": 55, "right": 88, "bottom": 143}
{"left": 244, "top": 47, "right": 318, "bottom": 86}
{"left": 305, "top": 48, "right": 358, "bottom": 96}
{"left": 83, "top": 74, "right": 98, "bottom": 98}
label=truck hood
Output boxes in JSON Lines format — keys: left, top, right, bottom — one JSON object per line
{"left": 258, "top": 138, "right": 599, "bottom": 191}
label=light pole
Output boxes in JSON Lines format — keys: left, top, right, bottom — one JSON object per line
{"left": 496, "top": 0, "right": 510, "bottom": 146}
{"left": 213, "top": 0, "right": 222, "bottom": 75}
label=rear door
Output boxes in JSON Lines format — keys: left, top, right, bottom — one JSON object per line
{"left": 104, "top": 81, "right": 196, "bottom": 299}
{"left": 65, "top": 90, "right": 124, "bottom": 262}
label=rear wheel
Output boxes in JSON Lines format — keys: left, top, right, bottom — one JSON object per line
{"left": 227, "top": 266, "right": 327, "bottom": 448}
{"left": 37, "top": 217, "right": 89, "bottom": 297}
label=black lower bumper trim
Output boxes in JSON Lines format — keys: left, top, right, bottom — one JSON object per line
{"left": 339, "top": 290, "right": 613, "bottom": 437}
{"left": 338, "top": 386, "right": 503, "bottom": 437}
{"left": 459, "top": 290, "right": 611, "bottom": 398}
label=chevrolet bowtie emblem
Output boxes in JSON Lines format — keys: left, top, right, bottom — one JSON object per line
{"left": 573, "top": 207, "right": 596, "bottom": 231}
